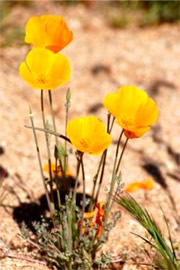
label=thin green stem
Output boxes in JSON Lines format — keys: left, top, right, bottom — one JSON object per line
{"left": 90, "top": 152, "right": 105, "bottom": 210}
{"left": 64, "top": 89, "right": 70, "bottom": 173}
{"left": 54, "top": 159, "right": 62, "bottom": 251}
{"left": 90, "top": 113, "right": 114, "bottom": 210}
{"left": 109, "top": 116, "right": 115, "bottom": 133}
{"left": 25, "top": 125, "right": 70, "bottom": 143}
{"left": 29, "top": 106, "right": 55, "bottom": 227}
{"left": 41, "top": 90, "right": 54, "bottom": 208}
{"left": 106, "top": 129, "right": 124, "bottom": 210}
{"left": 66, "top": 194, "right": 73, "bottom": 257}
{"left": 110, "top": 137, "right": 128, "bottom": 211}
{"left": 71, "top": 153, "right": 82, "bottom": 250}
{"left": 48, "top": 90, "right": 67, "bottom": 189}
{"left": 79, "top": 153, "right": 86, "bottom": 239}
{"left": 94, "top": 151, "right": 107, "bottom": 205}
{"left": 94, "top": 114, "right": 115, "bottom": 205}
{"left": 72, "top": 155, "right": 81, "bottom": 204}
{"left": 115, "top": 137, "right": 129, "bottom": 175}
{"left": 100, "top": 129, "right": 124, "bottom": 241}
{"left": 54, "top": 157, "right": 61, "bottom": 209}
{"left": 48, "top": 90, "right": 58, "bottom": 146}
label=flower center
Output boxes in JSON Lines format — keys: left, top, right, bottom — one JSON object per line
{"left": 37, "top": 74, "right": 47, "bottom": 84}
{"left": 80, "top": 138, "right": 89, "bottom": 150}
{"left": 121, "top": 118, "right": 133, "bottom": 128}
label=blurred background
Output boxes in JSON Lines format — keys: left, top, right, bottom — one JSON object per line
{"left": 0, "top": 0, "right": 179, "bottom": 47}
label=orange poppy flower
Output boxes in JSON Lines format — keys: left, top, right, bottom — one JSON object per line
{"left": 66, "top": 116, "right": 112, "bottom": 155}
{"left": 103, "top": 86, "right": 158, "bottom": 138}
{"left": 19, "top": 48, "right": 70, "bottom": 90}
{"left": 25, "top": 15, "right": 73, "bottom": 53}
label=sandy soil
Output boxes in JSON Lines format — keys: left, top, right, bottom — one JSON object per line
{"left": 0, "top": 1, "right": 180, "bottom": 269}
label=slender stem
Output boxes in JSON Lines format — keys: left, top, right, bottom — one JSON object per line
{"left": 66, "top": 194, "right": 72, "bottom": 257}
{"left": 54, "top": 157, "right": 61, "bottom": 208}
{"left": 115, "top": 137, "right": 129, "bottom": 175}
{"left": 48, "top": 90, "right": 67, "bottom": 197}
{"left": 41, "top": 90, "right": 54, "bottom": 207}
{"left": 107, "top": 113, "right": 111, "bottom": 133}
{"left": 48, "top": 90, "right": 58, "bottom": 146}
{"left": 90, "top": 152, "right": 105, "bottom": 210}
{"left": 94, "top": 115, "right": 116, "bottom": 205}
{"left": 100, "top": 129, "right": 124, "bottom": 241}
{"left": 71, "top": 153, "right": 82, "bottom": 250}
{"left": 29, "top": 106, "right": 55, "bottom": 227}
{"left": 109, "top": 116, "right": 115, "bottom": 133}
{"left": 106, "top": 129, "right": 124, "bottom": 210}
{"left": 90, "top": 113, "right": 113, "bottom": 210}
{"left": 94, "top": 150, "right": 107, "bottom": 205}
{"left": 53, "top": 157, "right": 62, "bottom": 250}
{"left": 79, "top": 153, "right": 86, "bottom": 239}
{"left": 110, "top": 138, "right": 128, "bottom": 211}
{"left": 72, "top": 155, "right": 81, "bottom": 204}
{"left": 64, "top": 90, "right": 70, "bottom": 173}
{"left": 25, "top": 125, "right": 70, "bottom": 143}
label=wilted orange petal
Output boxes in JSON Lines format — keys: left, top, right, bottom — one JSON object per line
{"left": 141, "top": 178, "right": 154, "bottom": 190}
{"left": 84, "top": 211, "right": 96, "bottom": 219}
{"left": 125, "top": 182, "right": 142, "bottom": 192}
{"left": 96, "top": 224, "right": 103, "bottom": 237}
{"left": 82, "top": 227, "right": 86, "bottom": 235}
{"left": 88, "top": 221, "right": 96, "bottom": 227}
{"left": 96, "top": 201, "right": 105, "bottom": 216}
{"left": 126, "top": 178, "right": 155, "bottom": 192}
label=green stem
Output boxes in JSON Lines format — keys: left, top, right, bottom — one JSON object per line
{"left": 106, "top": 129, "right": 124, "bottom": 209}
{"left": 41, "top": 90, "right": 54, "bottom": 208}
{"left": 115, "top": 137, "right": 129, "bottom": 175}
{"left": 110, "top": 137, "right": 128, "bottom": 211}
{"left": 54, "top": 159, "right": 62, "bottom": 251}
{"left": 29, "top": 106, "right": 55, "bottom": 227}
{"left": 48, "top": 90, "right": 67, "bottom": 191}
{"left": 71, "top": 153, "right": 82, "bottom": 249}
{"left": 90, "top": 113, "right": 114, "bottom": 210}
{"left": 66, "top": 194, "right": 72, "bottom": 256}
{"left": 109, "top": 116, "right": 115, "bottom": 133}
{"left": 64, "top": 90, "right": 70, "bottom": 174}
{"left": 94, "top": 151, "right": 107, "bottom": 205}
{"left": 79, "top": 153, "right": 86, "bottom": 239}
{"left": 25, "top": 125, "right": 70, "bottom": 143}
{"left": 72, "top": 155, "right": 81, "bottom": 204}
{"left": 94, "top": 114, "right": 115, "bottom": 206}
{"left": 54, "top": 157, "right": 61, "bottom": 209}
{"left": 48, "top": 90, "right": 58, "bottom": 146}
{"left": 90, "top": 152, "right": 105, "bottom": 210}
{"left": 100, "top": 129, "right": 124, "bottom": 240}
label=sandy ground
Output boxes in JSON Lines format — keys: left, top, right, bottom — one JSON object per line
{"left": 0, "top": 1, "right": 180, "bottom": 269}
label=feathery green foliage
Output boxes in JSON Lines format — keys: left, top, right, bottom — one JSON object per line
{"left": 114, "top": 194, "right": 180, "bottom": 270}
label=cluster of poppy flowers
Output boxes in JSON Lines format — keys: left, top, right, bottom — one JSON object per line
{"left": 19, "top": 15, "right": 73, "bottom": 90}
{"left": 66, "top": 85, "right": 158, "bottom": 157}
{"left": 19, "top": 14, "right": 158, "bottom": 161}
{"left": 19, "top": 15, "right": 159, "bottom": 249}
